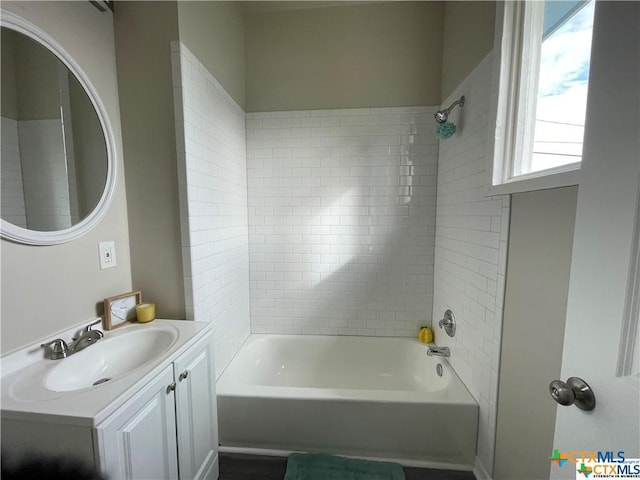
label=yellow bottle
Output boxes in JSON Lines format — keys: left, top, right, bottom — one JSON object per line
{"left": 418, "top": 326, "right": 433, "bottom": 344}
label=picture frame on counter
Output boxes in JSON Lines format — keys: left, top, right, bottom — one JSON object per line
{"left": 103, "top": 290, "right": 142, "bottom": 330}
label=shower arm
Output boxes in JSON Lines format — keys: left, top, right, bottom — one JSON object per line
{"left": 434, "top": 95, "right": 466, "bottom": 124}
{"left": 445, "top": 96, "right": 465, "bottom": 113}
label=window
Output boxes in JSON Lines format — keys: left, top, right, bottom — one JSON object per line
{"left": 489, "top": 0, "right": 595, "bottom": 192}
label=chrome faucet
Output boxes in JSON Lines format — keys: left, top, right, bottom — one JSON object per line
{"left": 41, "top": 319, "right": 103, "bottom": 359}
{"left": 427, "top": 346, "right": 450, "bottom": 357}
{"left": 69, "top": 329, "right": 104, "bottom": 354}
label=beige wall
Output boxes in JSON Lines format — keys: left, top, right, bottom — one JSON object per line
{"left": 244, "top": 2, "right": 444, "bottom": 112}
{"left": 1, "top": 29, "right": 18, "bottom": 119}
{"left": 177, "top": 1, "right": 246, "bottom": 109}
{"left": 13, "top": 28, "right": 61, "bottom": 120}
{"left": 1, "top": 29, "right": 60, "bottom": 120}
{"left": 441, "top": 1, "right": 495, "bottom": 102}
{"left": 69, "top": 74, "right": 109, "bottom": 219}
{"left": 494, "top": 186, "right": 578, "bottom": 480}
{"left": 1, "top": 1, "right": 132, "bottom": 353}
{"left": 113, "top": 1, "right": 185, "bottom": 321}
{"left": 114, "top": 1, "right": 247, "bottom": 319}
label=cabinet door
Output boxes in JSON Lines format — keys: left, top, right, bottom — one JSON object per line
{"left": 174, "top": 335, "right": 219, "bottom": 480}
{"left": 96, "top": 364, "right": 179, "bottom": 480}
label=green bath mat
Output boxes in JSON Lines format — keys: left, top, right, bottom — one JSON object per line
{"left": 284, "top": 453, "right": 405, "bottom": 480}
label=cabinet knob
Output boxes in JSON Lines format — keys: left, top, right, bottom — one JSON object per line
{"left": 166, "top": 382, "right": 176, "bottom": 394}
{"left": 179, "top": 371, "right": 189, "bottom": 382}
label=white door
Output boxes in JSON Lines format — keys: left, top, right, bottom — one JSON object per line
{"left": 551, "top": 2, "right": 639, "bottom": 479}
{"left": 174, "top": 335, "right": 219, "bottom": 480}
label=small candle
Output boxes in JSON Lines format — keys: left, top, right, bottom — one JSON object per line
{"left": 135, "top": 302, "right": 156, "bottom": 323}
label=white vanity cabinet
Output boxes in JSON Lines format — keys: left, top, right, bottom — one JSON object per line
{"left": 1, "top": 321, "right": 218, "bottom": 480}
{"left": 173, "top": 335, "right": 219, "bottom": 480}
{"left": 96, "top": 364, "right": 179, "bottom": 479}
{"left": 96, "top": 332, "right": 219, "bottom": 480}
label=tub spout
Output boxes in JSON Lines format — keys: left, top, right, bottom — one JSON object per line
{"left": 427, "top": 346, "right": 450, "bottom": 357}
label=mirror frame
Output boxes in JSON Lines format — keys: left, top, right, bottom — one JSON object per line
{"left": 0, "top": 10, "right": 117, "bottom": 245}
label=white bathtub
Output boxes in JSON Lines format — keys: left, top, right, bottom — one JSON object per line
{"left": 217, "top": 335, "right": 478, "bottom": 469}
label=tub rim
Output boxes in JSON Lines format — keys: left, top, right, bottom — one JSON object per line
{"left": 216, "top": 333, "right": 477, "bottom": 407}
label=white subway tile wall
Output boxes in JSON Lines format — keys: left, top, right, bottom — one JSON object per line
{"left": 246, "top": 106, "right": 439, "bottom": 336}
{"left": 431, "top": 52, "right": 508, "bottom": 474}
{"left": 170, "top": 42, "right": 505, "bottom": 472}
{"left": 17, "top": 119, "right": 72, "bottom": 231}
{"left": 1, "top": 117, "right": 27, "bottom": 228}
{"left": 171, "top": 43, "right": 251, "bottom": 378}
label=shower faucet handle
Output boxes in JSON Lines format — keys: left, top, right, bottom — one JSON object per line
{"left": 438, "top": 309, "right": 456, "bottom": 338}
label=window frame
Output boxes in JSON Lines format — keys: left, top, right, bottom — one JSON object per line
{"left": 486, "top": 1, "right": 584, "bottom": 195}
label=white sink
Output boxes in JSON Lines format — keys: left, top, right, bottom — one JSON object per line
{"left": 4, "top": 323, "right": 181, "bottom": 402}
{"left": 1, "top": 320, "right": 211, "bottom": 425}
{"left": 44, "top": 327, "right": 178, "bottom": 392}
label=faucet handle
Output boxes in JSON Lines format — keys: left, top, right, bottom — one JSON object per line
{"left": 72, "top": 319, "right": 103, "bottom": 341}
{"left": 82, "top": 319, "right": 103, "bottom": 333}
{"left": 40, "top": 338, "right": 68, "bottom": 359}
{"left": 438, "top": 309, "right": 456, "bottom": 338}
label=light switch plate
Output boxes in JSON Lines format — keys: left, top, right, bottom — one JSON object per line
{"left": 98, "top": 241, "right": 117, "bottom": 269}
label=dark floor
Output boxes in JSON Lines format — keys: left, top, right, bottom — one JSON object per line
{"left": 219, "top": 453, "right": 476, "bottom": 480}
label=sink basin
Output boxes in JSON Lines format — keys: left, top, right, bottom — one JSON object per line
{"left": 2, "top": 319, "right": 210, "bottom": 422}
{"left": 44, "top": 327, "right": 178, "bottom": 392}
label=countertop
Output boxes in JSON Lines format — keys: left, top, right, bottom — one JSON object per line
{"left": 1, "top": 319, "right": 212, "bottom": 427}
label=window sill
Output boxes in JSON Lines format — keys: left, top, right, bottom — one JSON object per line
{"left": 486, "top": 166, "right": 580, "bottom": 196}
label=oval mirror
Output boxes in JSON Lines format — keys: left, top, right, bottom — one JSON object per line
{"left": 1, "top": 11, "right": 116, "bottom": 245}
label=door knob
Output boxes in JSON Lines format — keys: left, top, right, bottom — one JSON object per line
{"left": 549, "top": 377, "right": 596, "bottom": 411}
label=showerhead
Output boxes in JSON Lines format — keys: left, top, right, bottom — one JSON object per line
{"left": 434, "top": 110, "right": 449, "bottom": 124}
{"left": 434, "top": 95, "right": 465, "bottom": 124}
